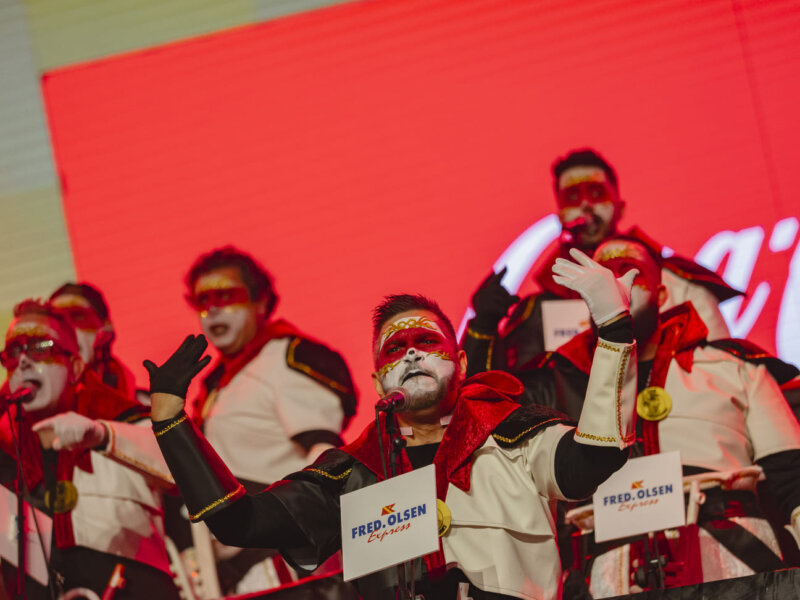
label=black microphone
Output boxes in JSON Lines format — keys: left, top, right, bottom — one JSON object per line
{"left": 3, "top": 388, "right": 33, "bottom": 404}
{"left": 375, "top": 388, "right": 410, "bottom": 412}
{"left": 560, "top": 216, "right": 588, "bottom": 244}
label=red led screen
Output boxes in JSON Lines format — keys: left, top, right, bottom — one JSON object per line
{"left": 42, "top": 0, "right": 800, "bottom": 438}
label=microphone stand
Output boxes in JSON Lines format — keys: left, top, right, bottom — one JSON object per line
{"left": 14, "top": 395, "right": 26, "bottom": 600}
{"left": 375, "top": 404, "right": 414, "bottom": 600}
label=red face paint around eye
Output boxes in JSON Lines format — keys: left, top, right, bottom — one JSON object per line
{"left": 375, "top": 327, "right": 454, "bottom": 373}
{"left": 188, "top": 286, "right": 251, "bottom": 312}
{"left": 0, "top": 336, "right": 72, "bottom": 371}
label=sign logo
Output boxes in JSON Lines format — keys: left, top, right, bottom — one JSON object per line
{"left": 350, "top": 503, "right": 428, "bottom": 544}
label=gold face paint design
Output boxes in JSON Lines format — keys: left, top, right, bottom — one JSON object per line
{"left": 557, "top": 166, "right": 609, "bottom": 190}
{"left": 50, "top": 294, "right": 92, "bottom": 310}
{"left": 379, "top": 316, "right": 439, "bottom": 349}
{"left": 194, "top": 272, "right": 241, "bottom": 292}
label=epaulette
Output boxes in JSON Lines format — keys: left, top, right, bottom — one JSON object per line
{"left": 116, "top": 405, "right": 150, "bottom": 423}
{"left": 491, "top": 403, "right": 569, "bottom": 448}
{"left": 289, "top": 448, "right": 356, "bottom": 485}
{"left": 286, "top": 337, "right": 358, "bottom": 421}
{"left": 707, "top": 339, "right": 800, "bottom": 385}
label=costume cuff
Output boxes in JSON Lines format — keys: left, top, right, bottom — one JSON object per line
{"left": 575, "top": 338, "right": 636, "bottom": 449}
{"left": 153, "top": 411, "right": 244, "bottom": 522}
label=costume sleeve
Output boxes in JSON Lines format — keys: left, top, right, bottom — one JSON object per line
{"left": 573, "top": 335, "right": 637, "bottom": 450}
{"left": 554, "top": 429, "right": 628, "bottom": 500}
{"left": 462, "top": 317, "right": 498, "bottom": 377}
{"left": 743, "top": 361, "right": 800, "bottom": 462}
{"left": 756, "top": 450, "right": 800, "bottom": 523}
{"left": 98, "top": 419, "right": 175, "bottom": 488}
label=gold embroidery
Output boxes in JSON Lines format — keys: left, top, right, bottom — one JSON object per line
{"left": 287, "top": 337, "right": 352, "bottom": 394}
{"left": 306, "top": 467, "right": 352, "bottom": 481}
{"left": 574, "top": 431, "right": 616, "bottom": 443}
{"left": 381, "top": 316, "right": 437, "bottom": 342}
{"left": 155, "top": 415, "right": 187, "bottom": 437}
{"left": 492, "top": 418, "right": 562, "bottom": 444}
{"left": 466, "top": 327, "right": 494, "bottom": 340}
{"left": 486, "top": 338, "right": 494, "bottom": 371}
{"left": 520, "top": 297, "right": 536, "bottom": 322}
{"left": 189, "top": 485, "right": 245, "bottom": 521}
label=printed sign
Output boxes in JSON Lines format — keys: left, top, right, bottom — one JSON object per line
{"left": 0, "top": 484, "right": 52, "bottom": 585}
{"left": 340, "top": 464, "right": 438, "bottom": 581}
{"left": 593, "top": 451, "right": 684, "bottom": 543}
{"left": 541, "top": 299, "right": 591, "bottom": 351}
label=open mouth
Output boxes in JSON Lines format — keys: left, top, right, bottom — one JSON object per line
{"left": 209, "top": 324, "right": 230, "bottom": 337}
{"left": 402, "top": 370, "right": 432, "bottom": 384}
{"left": 20, "top": 379, "right": 41, "bottom": 400}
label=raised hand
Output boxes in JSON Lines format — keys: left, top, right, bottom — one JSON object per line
{"left": 32, "top": 411, "right": 107, "bottom": 451}
{"left": 144, "top": 335, "right": 211, "bottom": 421}
{"left": 471, "top": 267, "right": 519, "bottom": 331}
{"left": 552, "top": 248, "right": 638, "bottom": 326}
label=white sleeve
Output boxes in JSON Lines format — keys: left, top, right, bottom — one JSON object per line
{"left": 272, "top": 360, "right": 345, "bottom": 439}
{"left": 743, "top": 361, "right": 800, "bottom": 461}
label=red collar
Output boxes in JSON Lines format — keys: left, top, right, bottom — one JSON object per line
{"left": 342, "top": 371, "right": 524, "bottom": 500}
{"left": 554, "top": 302, "right": 709, "bottom": 375}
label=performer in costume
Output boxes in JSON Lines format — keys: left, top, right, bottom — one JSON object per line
{"left": 50, "top": 282, "right": 137, "bottom": 399}
{"left": 146, "top": 248, "right": 638, "bottom": 600}
{"left": 0, "top": 300, "right": 179, "bottom": 599}
{"left": 181, "top": 246, "right": 356, "bottom": 593}
{"left": 463, "top": 148, "right": 740, "bottom": 377}
{"left": 525, "top": 238, "right": 800, "bottom": 597}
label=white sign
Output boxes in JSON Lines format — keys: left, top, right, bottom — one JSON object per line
{"left": 541, "top": 299, "right": 591, "bottom": 351}
{"left": 340, "top": 464, "right": 438, "bottom": 581}
{"left": 593, "top": 451, "right": 684, "bottom": 543}
{"left": 0, "top": 484, "right": 52, "bottom": 585}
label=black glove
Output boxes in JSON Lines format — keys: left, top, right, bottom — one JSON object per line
{"left": 471, "top": 267, "right": 519, "bottom": 331}
{"left": 143, "top": 335, "right": 212, "bottom": 399}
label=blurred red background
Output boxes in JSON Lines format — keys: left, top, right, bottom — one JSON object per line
{"left": 41, "top": 0, "right": 800, "bottom": 439}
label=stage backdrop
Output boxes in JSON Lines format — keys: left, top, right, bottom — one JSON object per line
{"left": 41, "top": 0, "right": 800, "bottom": 439}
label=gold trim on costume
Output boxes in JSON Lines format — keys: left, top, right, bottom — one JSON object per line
{"left": 437, "top": 499, "right": 451, "bottom": 537}
{"left": 636, "top": 387, "right": 672, "bottom": 421}
{"left": 189, "top": 485, "right": 245, "bottom": 521}
{"left": 287, "top": 337, "right": 352, "bottom": 394}
{"left": 492, "top": 418, "right": 562, "bottom": 444}
{"left": 306, "top": 467, "right": 353, "bottom": 481}
{"left": 155, "top": 415, "right": 188, "bottom": 437}
{"left": 466, "top": 327, "right": 494, "bottom": 340}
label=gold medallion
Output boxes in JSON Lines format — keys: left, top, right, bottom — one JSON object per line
{"left": 636, "top": 387, "right": 672, "bottom": 421}
{"left": 436, "top": 499, "right": 451, "bottom": 537}
{"left": 44, "top": 481, "right": 79, "bottom": 514}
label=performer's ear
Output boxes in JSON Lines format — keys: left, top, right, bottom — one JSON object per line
{"left": 371, "top": 372, "right": 385, "bottom": 397}
{"left": 456, "top": 350, "right": 468, "bottom": 383}
{"left": 657, "top": 284, "right": 669, "bottom": 308}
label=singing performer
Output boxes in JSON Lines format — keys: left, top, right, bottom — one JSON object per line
{"left": 146, "top": 249, "right": 637, "bottom": 600}
{"left": 463, "top": 148, "right": 740, "bottom": 376}
{"left": 0, "top": 300, "right": 179, "bottom": 599}
{"left": 526, "top": 238, "right": 800, "bottom": 597}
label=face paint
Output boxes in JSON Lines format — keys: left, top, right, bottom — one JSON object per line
{"left": 557, "top": 166, "right": 621, "bottom": 247}
{"left": 192, "top": 268, "right": 261, "bottom": 355}
{"left": 51, "top": 294, "right": 104, "bottom": 364}
{"left": 4, "top": 316, "right": 76, "bottom": 414}
{"left": 374, "top": 312, "right": 459, "bottom": 412}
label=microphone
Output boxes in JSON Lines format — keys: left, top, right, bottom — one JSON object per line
{"left": 560, "top": 216, "right": 587, "bottom": 244}
{"left": 375, "top": 388, "right": 410, "bottom": 412}
{"left": 5, "top": 388, "right": 33, "bottom": 404}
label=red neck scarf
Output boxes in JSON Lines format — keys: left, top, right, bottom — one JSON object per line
{"left": 191, "top": 319, "right": 301, "bottom": 426}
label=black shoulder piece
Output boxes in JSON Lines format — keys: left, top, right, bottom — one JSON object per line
{"left": 287, "top": 448, "right": 356, "bottom": 488}
{"left": 707, "top": 338, "right": 800, "bottom": 385}
{"left": 663, "top": 255, "right": 743, "bottom": 301}
{"left": 492, "top": 403, "right": 569, "bottom": 448}
{"left": 286, "top": 337, "right": 358, "bottom": 423}
{"left": 116, "top": 404, "right": 149, "bottom": 423}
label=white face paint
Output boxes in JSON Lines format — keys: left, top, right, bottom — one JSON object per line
{"left": 75, "top": 328, "right": 98, "bottom": 365}
{"left": 200, "top": 305, "right": 254, "bottom": 353}
{"left": 374, "top": 313, "right": 459, "bottom": 412}
{"left": 9, "top": 357, "right": 70, "bottom": 413}
{"left": 557, "top": 166, "right": 621, "bottom": 246}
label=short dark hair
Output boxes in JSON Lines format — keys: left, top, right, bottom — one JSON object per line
{"left": 551, "top": 148, "right": 619, "bottom": 195}
{"left": 372, "top": 294, "right": 456, "bottom": 349}
{"left": 185, "top": 246, "right": 278, "bottom": 317}
{"left": 12, "top": 299, "right": 80, "bottom": 356}
{"left": 50, "top": 282, "right": 110, "bottom": 321}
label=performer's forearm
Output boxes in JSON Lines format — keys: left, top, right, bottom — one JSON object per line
{"left": 206, "top": 493, "right": 310, "bottom": 549}
{"left": 554, "top": 430, "right": 628, "bottom": 499}
{"left": 757, "top": 449, "right": 800, "bottom": 521}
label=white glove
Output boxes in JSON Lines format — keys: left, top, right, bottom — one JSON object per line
{"left": 552, "top": 248, "right": 638, "bottom": 326}
{"left": 32, "top": 411, "right": 108, "bottom": 451}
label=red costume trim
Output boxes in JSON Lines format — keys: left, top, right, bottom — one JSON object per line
{"left": 0, "top": 370, "right": 143, "bottom": 548}
{"left": 341, "top": 371, "right": 524, "bottom": 577}
{"left": 191, "top": 319, "right": 303, "bottom": 426}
